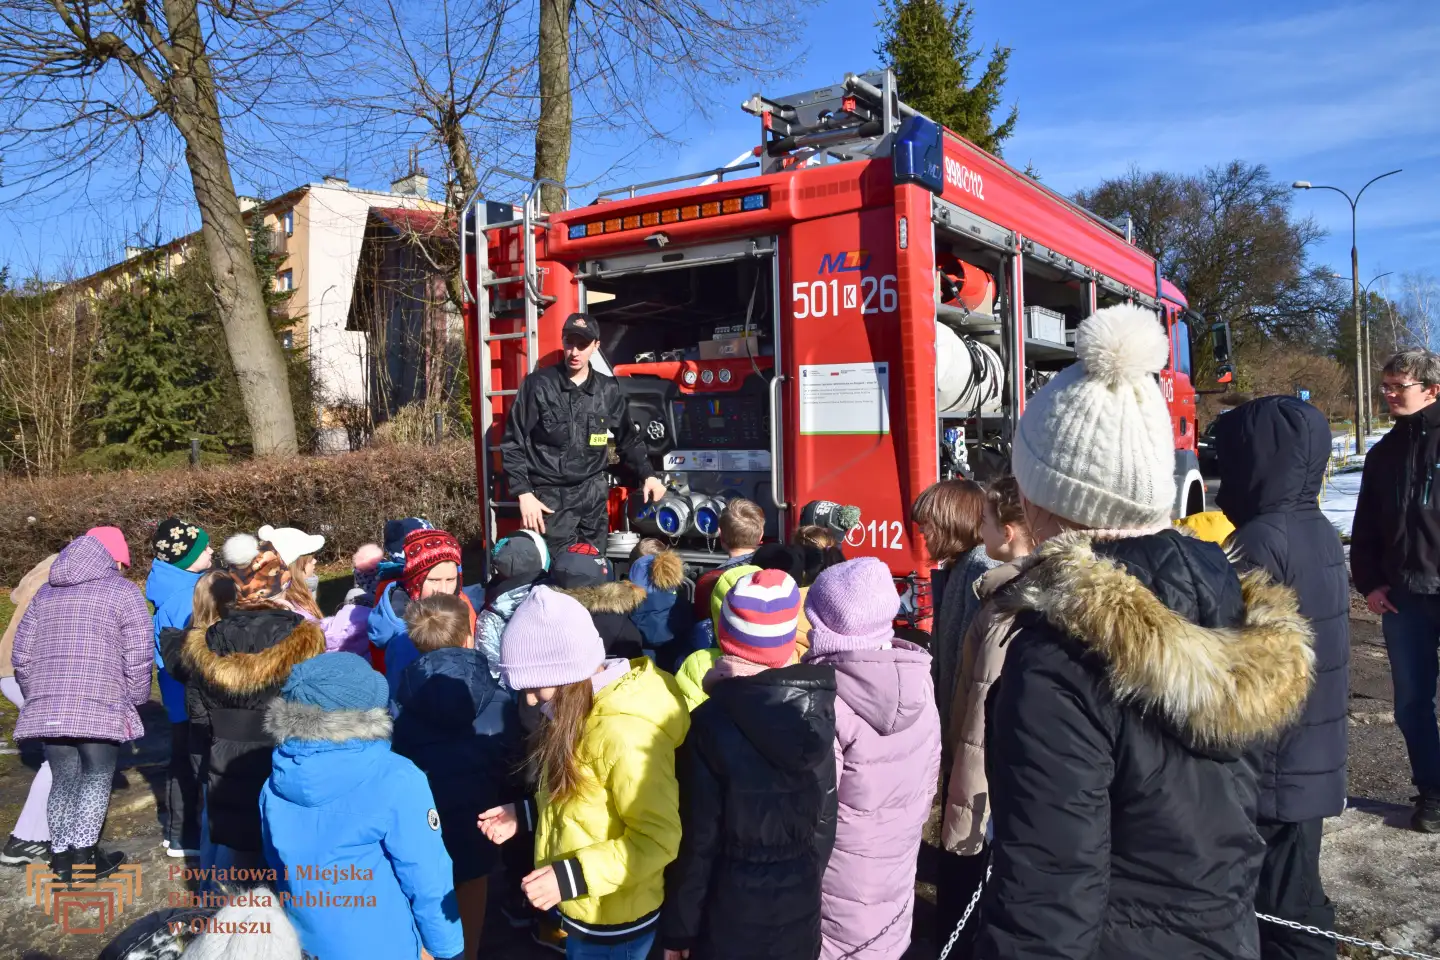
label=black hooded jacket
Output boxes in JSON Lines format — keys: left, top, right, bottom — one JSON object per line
{"left": 180, "top": 608, "right": 324, "bottom": 852}
{"left": 1351, "top": 399, "right": 1440, "bottom": 597}
{"left": 1216, "top": 395, "right": 1349, "bottom": 822}
{"left": 976, "top": 531, "right": 1314, "bottom": 960}
{"left": 662, "top": 664, "right": 838, "bottom": 960}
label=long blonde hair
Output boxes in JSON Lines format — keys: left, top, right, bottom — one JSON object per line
{"left": 192, "top": 571, "right": 238, "bottom": 631}
{"left": 528, "top": 680, "right": 594, "bottom": 805}
{"left": 284, "top": 557, "right": 323, "bottom": 620}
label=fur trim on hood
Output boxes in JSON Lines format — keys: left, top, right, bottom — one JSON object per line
{"left": 264, "top": 699, "right": 393, "bottom": 743}
{"left": 1000, "top": 531, "right": 1315, "bottom": 751}
{"left": 647, "top": 551, "right": 686, "bottom": 592}
{"left": 558, "top": 580, "right": 647, "bottom": 615}
{"left": 182, "top": 620, "right": 326, "bottom": 696}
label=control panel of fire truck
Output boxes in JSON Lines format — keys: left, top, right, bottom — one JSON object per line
{"left": 584, "top": 254, "right": 781, "bottom": 549}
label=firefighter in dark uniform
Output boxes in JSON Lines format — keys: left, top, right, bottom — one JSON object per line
{"left": 499, "top": 313, "right": 667, "bottom": 554}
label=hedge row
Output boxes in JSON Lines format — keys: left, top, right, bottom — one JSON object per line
{"left": 0, "top": 442, "right": 484, "bottom": 585}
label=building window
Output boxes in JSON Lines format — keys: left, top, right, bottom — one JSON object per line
{"left": 282, "top": 210, "right": 294, "bottom": 236}
{"left": 281, "top": 330, "right": 294, "bottom": 350}
{"left": 278, "top": 270, "right": 293, "bottom": 292}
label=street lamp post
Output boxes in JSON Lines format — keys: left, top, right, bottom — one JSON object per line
{"left": 1331, "top": 270, "right": 1395, "bottom": 432}
{"left": 1293, "top": 169, "right": 1402, "bottom": 455}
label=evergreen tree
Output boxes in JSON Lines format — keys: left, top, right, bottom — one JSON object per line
{"left": 89, "top": 272, "right": 226, "bottom": 455}
{"left": 877, "top": 0, "right": 1018, "bottom": 156}
{"left": 83, "top": 228, "right": 313, "bottom": 466}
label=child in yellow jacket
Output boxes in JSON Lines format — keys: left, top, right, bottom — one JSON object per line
{"left": 478, "top": 586, "right": 689, "bottom": 958}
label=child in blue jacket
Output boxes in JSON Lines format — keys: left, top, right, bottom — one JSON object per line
{"left": 260, "top": 653, "right": 463, "bottom": 960}
{"left": 143, "top": 517, "right": 212, "bottom": 857}
{"left": 629, "top": 548, "right": 694, "bottom": 672}
{"left": 393, "top": 594, "right": 522, "bottom": 960}
{"left": 369, "top": 528, "right": 480, "bottom": 697}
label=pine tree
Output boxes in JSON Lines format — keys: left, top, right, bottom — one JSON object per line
{"left": 90, "top": 272, "right": 225, "bottom": 455}
{"left": 877, "top": 0, "right": 1018, "bottom": 156}
{"left": 84, "top": 228, "right": 307, "bottom": 465}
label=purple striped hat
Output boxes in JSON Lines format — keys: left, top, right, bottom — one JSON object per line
{"left": 718, "top": 569, "right": 801, "bottom": 669}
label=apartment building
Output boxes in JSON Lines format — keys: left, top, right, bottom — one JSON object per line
{"left": 76, "top": 170, "right": 444, "bottom": 450}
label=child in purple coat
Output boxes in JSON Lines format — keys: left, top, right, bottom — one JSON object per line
{"left": 802, "top": 557, "right": 941, "bottom": 960}
{"left": 12, "top": 532, "right": 152, "bottom": 883}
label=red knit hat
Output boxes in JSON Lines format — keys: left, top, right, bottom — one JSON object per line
{"left": 399, "top": 529, "right": 462, "bottom": 597}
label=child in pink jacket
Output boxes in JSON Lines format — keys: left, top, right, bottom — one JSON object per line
{"left": 802, "top": 558, "right": 941, "bottom": 959}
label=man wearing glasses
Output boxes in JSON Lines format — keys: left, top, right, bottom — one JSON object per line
{"left": 1352, "top": 347, "right": 1440, "bottom": 832}
{"left": 499, "top": 313, "right": 666, "bottom": 554}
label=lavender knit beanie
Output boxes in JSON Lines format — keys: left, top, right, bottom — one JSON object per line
{"left": 500, "top": 585, "right": 605, "bottom": 690}
{"left": 804, "top": 557, "right": 900, "bottom": 655}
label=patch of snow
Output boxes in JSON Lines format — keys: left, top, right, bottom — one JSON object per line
{"left": 1322, "top": 430, "right": 1389, "bottom": 536}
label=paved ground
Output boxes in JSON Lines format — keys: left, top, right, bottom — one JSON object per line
{"left": 2, "top": 606, "right": 1437, "bottom": 958}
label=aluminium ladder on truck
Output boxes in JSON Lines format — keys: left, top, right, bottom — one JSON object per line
{"left": 459, "top": 172, "right": 569, "bottom": 547}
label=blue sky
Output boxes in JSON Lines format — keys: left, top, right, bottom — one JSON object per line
{"left": 3, "top": 0, "right": 1435, "bottom": 288}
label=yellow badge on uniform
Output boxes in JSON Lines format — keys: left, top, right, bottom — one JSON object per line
{"left": 589, "top": 433, "right": 608, "bottom": 446}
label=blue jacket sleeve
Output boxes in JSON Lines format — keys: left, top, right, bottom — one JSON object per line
{"left": 383, "top": 761, "right": 464, "bottom": 959}
{"left": 367, "top": 594, "right": 399, "bottom": 650}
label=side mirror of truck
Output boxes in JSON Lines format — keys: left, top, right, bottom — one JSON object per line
{"left": 1210, "top": 320, "right": 1232, "bottom": 366}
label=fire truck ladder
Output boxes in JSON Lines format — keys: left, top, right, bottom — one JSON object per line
{"left": 460, "top": 172, "right": 569, "bottom": 545}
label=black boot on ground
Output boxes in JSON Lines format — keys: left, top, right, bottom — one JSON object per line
{"left": 70, "top": 845, "right": 127, "bottom": 882}
{"left": 49, "top": 848, "right": 74, "bottom": 884}
{"left": 1412, "top": 792, "right": 1440, "bottom": 834}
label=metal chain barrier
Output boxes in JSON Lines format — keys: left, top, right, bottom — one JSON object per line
{"left": 1256, "top": 913, "right": 1440, "bottom": 960}
{"left": 930, "top": 876, "right": 1440, "bottom": 960}
{"left": 936, "top": 864, "right": 990, "bottom": 960}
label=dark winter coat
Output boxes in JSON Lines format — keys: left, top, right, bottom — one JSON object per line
{"left": 498, "top": 363, "right": 654, "bottom": 494}
{"left": 662, "top": 664, "right": 838, "bottom": 960}
{"left": 1216, "top": 395, "right": 1350, "bottom": 821}
{"left": 1351, "top": 399, "right": 1440, "bottom": 597}
{"left": 557, "top": 580, "right": 648, "bottom": 660}
{"left": 975, "top": 530, "right": 1315, "bottom": 960}
{"left": 629, "top": 552, "right": 694, "bottom": 652}
{"left": 12, "top": 536, "right": 153, "bottom": 743}
{"left": 180, "top": 608, "right": 324, "bottom": 852}
{"left": 392, "top": 646, "right": 523, "bottom": 884}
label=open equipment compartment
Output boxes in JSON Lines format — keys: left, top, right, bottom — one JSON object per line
{"left": 577, "top": 237, "right": 783, "bottom": 560}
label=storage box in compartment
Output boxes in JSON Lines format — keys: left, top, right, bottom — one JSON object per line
{"left": 1024, "top": 305, "right": 1066, "bottom": 344}
{"left": 699, "top": 336, "right": 760, "bottom": 360}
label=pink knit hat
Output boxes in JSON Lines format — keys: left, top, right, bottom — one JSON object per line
{"left": 85, "top": 526, "right": 130, "bottom": 567}
{"left": 804, "top": 557, "right": 900, "bottom": 655}
{"left": 500, "top": 585, "right": 605, "bottom": 690}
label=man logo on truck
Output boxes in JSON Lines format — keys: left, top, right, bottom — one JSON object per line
{"left": 818, "top": 250, "right": 871, "bottom": 274}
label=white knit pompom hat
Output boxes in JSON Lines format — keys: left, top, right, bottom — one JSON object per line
{"left": 1011, "top": 303, "right": 1176, "bottom": 534}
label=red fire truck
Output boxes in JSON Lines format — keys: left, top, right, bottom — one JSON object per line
{"left": 461, "top": 70, "right": 1231, "bottom": 621}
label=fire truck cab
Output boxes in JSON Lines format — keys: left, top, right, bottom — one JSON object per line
{"left": 462, "top": 70, "right": 1225, "bottom": 621}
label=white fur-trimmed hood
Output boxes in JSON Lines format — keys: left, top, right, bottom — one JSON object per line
{"left": 264, "top": 699, "right": 393, "bottom": 743}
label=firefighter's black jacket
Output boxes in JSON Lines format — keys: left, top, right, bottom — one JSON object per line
{"left": 499, "top": 364, "right": 654, "bottom": 495}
